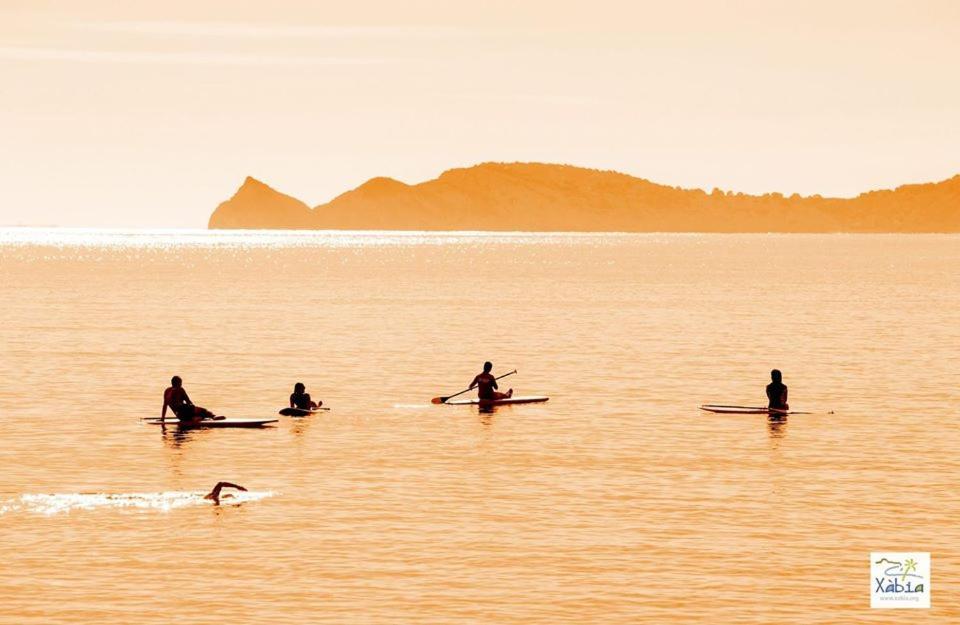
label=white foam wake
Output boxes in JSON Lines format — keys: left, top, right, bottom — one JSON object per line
{"left": 0, "top": 490, "right": 274, "bottom": 515}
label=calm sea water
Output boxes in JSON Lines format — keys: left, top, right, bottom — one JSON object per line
{"left": 0, "top": 229, "right": 958, "bottom": 623}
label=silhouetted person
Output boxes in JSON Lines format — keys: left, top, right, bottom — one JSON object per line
{"left": 766, "top": 369, "right": 789, "bottom": 411}
{"left": 289, "top": 382, "right": 322, "bottom": 410}
{"left": 161, "top": 376, "right": 217, "bottom": 423}
{"left": 204, "top": 482, "right": 247, "bottom": 505}
{"left": 469, "top": 361, "right": 513, "bottom": 401}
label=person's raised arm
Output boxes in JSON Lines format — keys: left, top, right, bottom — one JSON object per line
{"left": 218, "top": 481, "right": 247, "bottom": 492}
{"left": 289, "top": 394, "right": 296, "bottom": 409}
{"left": 468, "top": 375, "right": 479, "bottom": 390}
{"left": 182, "top": 389, "right": 193, "bottom": 406}
{"left": 204, "top": 481, "right": 247, "bottom": 504}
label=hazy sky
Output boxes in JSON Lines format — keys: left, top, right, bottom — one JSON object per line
{"left": 1, "top": 0, "right": 958, "bottom": 227}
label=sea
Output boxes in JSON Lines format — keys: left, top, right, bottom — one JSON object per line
{"left": 1, "top": 229, "right": 958, "bottom": 623}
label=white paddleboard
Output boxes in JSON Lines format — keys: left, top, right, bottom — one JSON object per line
{"left": 148, "top": 418, "right": 278, "bottom": 428}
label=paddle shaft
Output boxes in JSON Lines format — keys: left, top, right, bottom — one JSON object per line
{"left": 439, "top": 370, "right": 517, "bottom": 403}
{"left": 700, "top": 404, "right": 832, "bottom": 415}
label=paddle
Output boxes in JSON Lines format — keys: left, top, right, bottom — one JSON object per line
{"left": 700, "top": 404, "right": 834, "bottom": 415}
{"left": 702, "top": 404, "right": 768, "bottom": 410}
{"left": 431, "top": 370, "right": 517, "bottom": 404}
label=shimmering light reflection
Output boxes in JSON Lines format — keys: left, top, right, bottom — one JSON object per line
{"left": 0, "top": 227, "right": 650, "bottom": 249}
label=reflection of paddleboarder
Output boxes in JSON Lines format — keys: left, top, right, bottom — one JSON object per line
{"left": 766, "top": 369, "right": 789, "bottom": 411}
{"left": 204, "top": 482, "right": 247, "bottom": 504}
{"left": 161, "top": 376, "right": 217, "bottom": 423}
{"left": 469, "top": 362, "right": 513, "bottom": 401}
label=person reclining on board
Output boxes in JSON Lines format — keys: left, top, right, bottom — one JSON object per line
{"left": 290, "top": 382, "right": 322, "bottom": 410}
{"left": 161, "top": 376, "right": 218, "bottom": 423}
{"left": 469, "top": 361, "right": 513, "bottom": 401}
{"left": 766, "top": 369, "right": 789, "bottom": 411}
{"left": 204, "top": 482, "right": 247, "bottom": 505}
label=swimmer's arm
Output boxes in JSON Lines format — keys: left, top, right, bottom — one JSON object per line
{"left": 204, "top": 482, "right": 247, "bottom": 505}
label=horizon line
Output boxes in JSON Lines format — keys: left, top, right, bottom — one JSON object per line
{"left": 3, "top": 227, "right": 959, "bottom": 237}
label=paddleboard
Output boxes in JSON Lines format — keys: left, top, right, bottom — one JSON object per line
{"left": 279, "top": 407, "right": 321, "bottom": 416}
{"left": 699, "top": 405, "right": 789, "bottom": 415}
{"left": 148, "top": 418, "right": 278, "bottom": 428}
{"left": 446, "top": 396, "right": 549, "bottom": 406}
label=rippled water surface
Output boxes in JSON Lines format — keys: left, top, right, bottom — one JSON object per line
{"left": 1, "top": 229, "right": 958, "bottom": 623}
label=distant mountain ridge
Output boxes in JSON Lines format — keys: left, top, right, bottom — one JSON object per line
{"left": 208, "top": 162, "right": 960, "bottom": 232}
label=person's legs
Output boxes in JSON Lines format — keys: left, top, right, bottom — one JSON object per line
{"left": 175, "top": 405, "right": 199, "bottom": 423}
{"left": 194, "top": 406, "right": 224, "bottom": 420}
{"left": 194, "top": 406, "right": 207, "bottom": 419}
{"left": 175, "top": 405, "right": 216, "bottom": 422}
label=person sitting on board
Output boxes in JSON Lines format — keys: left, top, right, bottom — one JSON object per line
{"left": 766, "top": 369, "right": 789, "bottom": 411}
{"left": 290, "top": 382, "right": 322, "bottom": 410}
{"left": 161, "top": 376, "right": 217, "bottom": 423}
{"left": 469, "top": 362, "right": 513, "bottom": 401}
{"left": 204, "top": 482, "right": 247, "bottom": 505}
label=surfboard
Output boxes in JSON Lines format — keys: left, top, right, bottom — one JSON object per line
{"left": 446, "top": 396, "right": 549, "bottom": 406}
{"left": 148, "top": 418, "right": 278, "bottom": 428}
